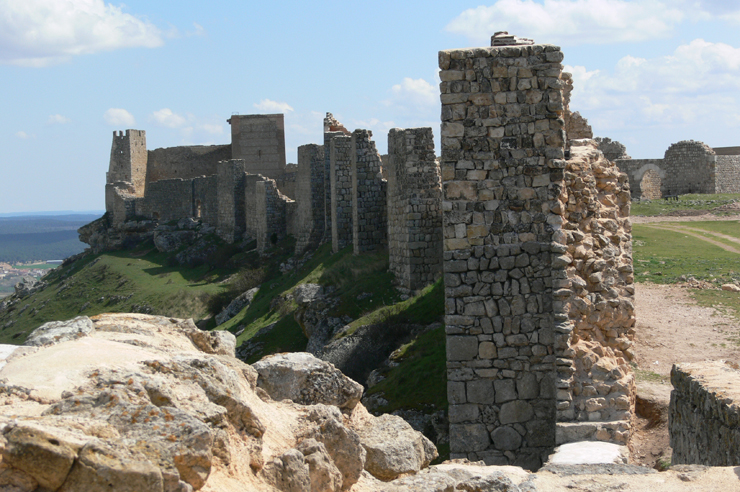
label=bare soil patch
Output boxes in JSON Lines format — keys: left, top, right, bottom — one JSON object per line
{"left": 630, "top": 282, "right": 740, "bottom": 468}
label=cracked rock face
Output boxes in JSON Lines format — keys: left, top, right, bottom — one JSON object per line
{"left": 0, "top": 313, "right": 442, "bottom": 492}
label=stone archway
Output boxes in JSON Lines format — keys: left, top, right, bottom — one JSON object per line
{"left": 640, "top": 169, "right": 662, "bottom": 199}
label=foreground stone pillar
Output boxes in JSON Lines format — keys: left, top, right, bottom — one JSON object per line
{"left": 387, "top": 128, "right": 443, "bottom": 291}
{"left": 351, "top": 130, "right": 387, "bottom": 254}
{"left": 440, "top": 35, "right": 566, "bottom": 469}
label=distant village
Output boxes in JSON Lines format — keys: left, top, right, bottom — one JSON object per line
{"left": 0, "top": 261, "right": 58, "bottom": 297}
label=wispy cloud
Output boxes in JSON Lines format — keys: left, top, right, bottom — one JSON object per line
{"left": 254, "top": 99, "right": 294, "bottom": 113}
{"left": 47, "top": 114, "right": 71, "bottom": 125}
{"left": 0, "top": 0, "right": 164, "bottom": 67}
{"left": 568, "top": 38, "right": 740, "bottom": 148}
{"left": 14, "top": 131, "right": 33, "bottom": 139}
{"left": 150, "top": 108, "right": 186, "bottom": 128}
{"left": 104, "top": 108, "right": 136, "bottom": 126}
{"left": 446, "top": 0, "right": 689, "bottom": 46}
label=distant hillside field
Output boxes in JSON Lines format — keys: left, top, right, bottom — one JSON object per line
{"left": 0, "top": 214, "right": 99, "bottom": 263}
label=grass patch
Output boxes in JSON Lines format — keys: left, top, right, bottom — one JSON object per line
{"left": 632, "top": 224, "right": 740, "bottom": 284}
{"left": 12, "top": 263, "right": 58, "bottom": 270}
{"left": 366, "top": 324, "right": 447, "bottom": 413}
{"left": 244, "top": 315, "right": 307, "bottom": 364}
{"left": 631, "top": 193, "right": 740, "bottom": 217}
{"left": 633, "top": 365, "right": 669, "bottom": 384}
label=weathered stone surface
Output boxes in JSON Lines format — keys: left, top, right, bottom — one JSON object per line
{"left": 215, "top": 287, "right": 259, "bottom": 325}
{"left": 153, "top": 230, "right": 195, "bottom": 253}
{"left": 350, "top": 409, "right": 437, "bottom": 481}
{"left": 24, "top": 316, "right": 94, "bottom": 347}
{"left": 253, "top": 352, "right": 363, "bottom": 410}
{"left": 298, "top": 438, "right": 343, "bottom": 492}
{"left": 13, "top": 277, "right": 46, "bottom": 298}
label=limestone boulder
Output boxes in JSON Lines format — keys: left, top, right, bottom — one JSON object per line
{"left": 24, "top": 316, "right": 94, "bottom": 347}
{"left": 253, "top": 352, "right": 363, "bottom": 411}
{"left": 349, "top": 405, "right": 438, "bottom": 481}
{"left": 13, "top": 277, "right": 46, "bottom": 298}
{"left": 216, "top": 287, "right": 259, "bottom": 326}
{"left": 153, "top": 230, "right": 196, "bottom": 253}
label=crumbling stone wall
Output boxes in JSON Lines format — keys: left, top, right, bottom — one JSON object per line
{"left": 440, "top": 37, "right": 566, "bottom": 469}
{"left": 615, "top": 159, "right": 665, "bottom": 200}
{"left": 562, "top": 73, "right": 592, "bottom": 141}
{"left": 244, "top": 174, "right": 264, "bottom": 242}
{"left": 670, "top": 361, "right": 740, "bottom": 466}
{"left": 324, "top": 113, "right": 352, "bottom": 242}
{"left": 330, "top": 135, "right": 353, "bottom": 252}
{"left": 193, "top": 176, "right": 219, "bottom": 225}
{"left": 228, "top": 114, "right": 286, "bottom": 180}
{"left": 276, "top": 163, "right": 297, "bottom": 199}
{"left": 594, "top": 137, "right": 630, "bottom": 162}
{"left": 640, "top": 169, "right": 661, "bottom": 199}
{"left": 351, "top": 130, "right": 387, "bottom": 254}
{"left": 255, "top": 178, "right": 290, "bottom": 252}
{"left": 295, "top": 144, "right": 325, "bottom": 255}
{"left": 554, "top": 140, "right": 634, "bottom": 443}
{"left": 387, "top": 127, "right": 442, "bottom": 291}
{"left": 662, "top": 140, "right": 716, "bottom": 195}
{"left": 146, "top": 145, "right": 231, "bottom": 183}
{"left": 216, "top": 159, "right": 247, "bottom": 243}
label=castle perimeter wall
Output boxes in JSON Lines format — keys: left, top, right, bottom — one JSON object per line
{"left": 294, "top": 144, "right": 325, "bottom": 255}
{"left": 330, "top": 135, "right": 353, "bottom": 253}
{"left": 615, "top": 159, "right": 665, "bottom": 200}
{"left": 715, "top": 155, "right": 740, "bottom": 193}
{"left": 229, "top": 114, "right": 286, "bottom": 180}
{"left": 670, "top": 361, "right": 740, "bottom": 466}
{"left": 276, "top": 163, "right": 297, "bottom": 200}
{"left": 440, "top": 40, "right": 565, "bottom": 469}
{"left": 387, "top": 127, "right": 442, "bottom": 292}
{"left": 255, "top": 178, "right": 290, "bottom": 252}
{"left": 351, "top": 130, "right": 387, "bottom": 254}
{"left": 146, "top": 145, "right": 231, "bottom": 184}
{"left": 138, "top": 179, "right": 195, "bottom": 222}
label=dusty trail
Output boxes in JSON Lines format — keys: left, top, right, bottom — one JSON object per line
{"left": 640, "top": 223, "right": 740, "bottom": 254}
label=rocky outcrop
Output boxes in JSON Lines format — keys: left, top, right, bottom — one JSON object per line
{"left": 153, "top": 230, "right": 196, "bottom": 253}
{"left": 0, "top": 313, "right": 441, "bottom": 491}
{"left": 13, "top": 277, "right": 46, "bottom": 298}
{"left": 215, "top": 287, "right": 259, "bottom": 326}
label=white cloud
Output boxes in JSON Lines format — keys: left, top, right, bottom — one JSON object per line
{"left": 14, "top": 131, "right": 32, "bottom": 139}
{"left": 200, "top": 123, "right": 223, "bottom": 135}
{"left": 446, "top": 0, "right": 687, "bottom": 46}
{"left": 567, "top": 38, "right": 740, "bottom": 154}
{"left": 0, "top": 0, "right": 164, "bottom": 67}
{"left": 104, "top": 108, "right": 136, "bottom": 126}
{"left": 47, "top": 114, "right": 71, "bottom": 124}
{"left": 253, "top": 99, "right": 294, "bottom": 113}
{"left": 388, "top": 77, "right": 438, "bottom": 111}
{"left": 150, "top": 108, "right": 187, "bottom": 128}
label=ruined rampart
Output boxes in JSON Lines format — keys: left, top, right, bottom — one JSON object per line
{"left": 387, "top": 127, "right": 442, "bottom": 292}
{"left": 108, "top": 130, "right": 147, "bottom": 195}
{"left": 670, "top": 361, "right": 740, "bottom": 466}
{"left": 216, "top": 160, "right": 247, "bottom": 243}
{"left": 294, "top": 144, "right": 325, "bottom": 255}
{"left": 352, "top": 130, "right": 387, "bottom": 254}
{"left": 330, "top": 135, "right": 353, "bottom": 252}
{"left": 715, "top": 155, "right": 740, "bottom": 193}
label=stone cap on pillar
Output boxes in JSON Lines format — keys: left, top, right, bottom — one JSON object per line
{"left": 491, "top": 31, "right": 535, "bottom": 46}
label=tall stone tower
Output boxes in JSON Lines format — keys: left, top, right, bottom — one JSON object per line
{"left": 107, "top": 130, "right": 147, "bottom": 196}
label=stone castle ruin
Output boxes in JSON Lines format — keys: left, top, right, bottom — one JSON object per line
{"left": 92, "top": 31, "right": 643, "bottom": 470}
{"left": 101, "top": 113, "right": 443, "bottom": 292}
{"left": 616, "top": 141, "right": 740, "bottom": 199}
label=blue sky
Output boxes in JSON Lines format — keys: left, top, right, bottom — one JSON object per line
{"left": 1, "top": 0, "right": 739, "bottom": 213}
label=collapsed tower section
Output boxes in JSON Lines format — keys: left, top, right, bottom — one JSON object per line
{"left": 440, "top": 34, "right": 634, "bottom": 469}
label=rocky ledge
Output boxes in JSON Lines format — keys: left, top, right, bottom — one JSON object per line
{"left": 0, "top": 314, "right": 738, "bottom": 492}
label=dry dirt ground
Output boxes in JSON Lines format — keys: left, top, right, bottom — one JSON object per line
{"left": 629, "top": 211, "right": 740, "bottom": 468}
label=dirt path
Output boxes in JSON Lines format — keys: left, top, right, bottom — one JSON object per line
{"left": 630, "top": 282, "right": 740, "bottom": 468}
{"left": 640, "top": 223, "right": 740, "bottom": 254}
